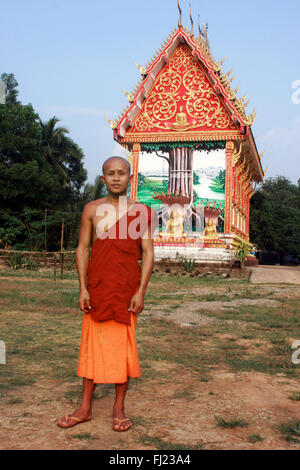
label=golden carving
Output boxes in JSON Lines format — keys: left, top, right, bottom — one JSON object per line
{"left": 170, "top": 106, "right": 191, "bottom": 130}
{"left": 131, "top": 45, "right": 237, "bottom": 133}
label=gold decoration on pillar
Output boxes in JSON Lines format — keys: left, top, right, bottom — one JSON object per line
{"left": 126, "top": 149, "right": 133, "bottom": 166}
{"left": 232, "top": 143, "right": 243, "bottom": 166}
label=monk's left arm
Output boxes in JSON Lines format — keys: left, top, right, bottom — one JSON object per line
{"left": 129, "top": 231, "right": 154, "bottom": 314}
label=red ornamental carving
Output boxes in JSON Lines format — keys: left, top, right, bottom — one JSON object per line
{"left": 129, "top": 45, "right": 238, "bottom": 135}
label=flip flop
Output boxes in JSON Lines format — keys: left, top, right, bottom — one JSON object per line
{"left": 57, "top": 413, "right": 92, "bottom": 428}
{"left": 112, "top": 417, "right": 132, "bottom": 432}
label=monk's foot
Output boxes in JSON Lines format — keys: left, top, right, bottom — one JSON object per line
{"left": 112, "top": 406, "right": 132, "bottom": 432}
{"left": 57, "top": 407, "right": 92, "bottom": 428}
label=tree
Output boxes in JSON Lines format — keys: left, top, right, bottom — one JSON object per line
{"left": 250, "top": 176, "right": 300, "bottom": 263}
{"left": 0, "top": 73, "right": 88, "bottom": 250}
{"left": 0, "top": 73, "right": 20, "bottom": 105}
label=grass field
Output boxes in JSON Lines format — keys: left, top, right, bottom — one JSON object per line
{"left": 0, "top": 267, "right": 299, "bottom": 450}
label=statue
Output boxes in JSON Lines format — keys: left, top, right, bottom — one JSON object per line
{"left": 161, "top": 210, "right": 186, "bottom": 238}
{"left": 171, "top": 106, "right": 191, "bottom": 131}
{"left": 203, "top": 218, "right": 218, "bottom": 239}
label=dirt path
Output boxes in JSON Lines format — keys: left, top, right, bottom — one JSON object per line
{"left": 250, "top": 266, "right": 300, "bottom": 284}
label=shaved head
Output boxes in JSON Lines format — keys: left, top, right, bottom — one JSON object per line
{"left": 102, "top": 156, "right": 131, "bottom": 175}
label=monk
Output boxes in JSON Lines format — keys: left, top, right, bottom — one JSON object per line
{"left": 57, "top": 156, "right": 158, "bottom": 432}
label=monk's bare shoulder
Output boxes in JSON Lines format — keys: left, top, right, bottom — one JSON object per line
{"left": 83, "top": 197, "right": 108, "bottom": 215}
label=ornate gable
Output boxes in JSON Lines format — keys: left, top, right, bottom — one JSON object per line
{"left": 129, "top": 44, "right": 238, "bottom": 136}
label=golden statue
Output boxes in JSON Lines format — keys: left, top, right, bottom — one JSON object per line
{"left": 203, "top": 218, "right": 218, "bottom": 239}
{"left": 161, "top": 210, "right": 186, "bottom": 238}
{"left": 171, "top": 106, "right": 191, "bottom": 131}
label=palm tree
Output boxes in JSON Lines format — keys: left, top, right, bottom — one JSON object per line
{"left": 40, "top": 116, "right": 73, "bottom": 187}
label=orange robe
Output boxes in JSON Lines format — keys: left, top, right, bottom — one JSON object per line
{"left": 77, "top": 202, "right": 158, "bottom": 384}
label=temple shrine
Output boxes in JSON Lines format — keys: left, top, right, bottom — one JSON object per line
{"left": 107, "top": 7, "right": 265, "bottom": 264}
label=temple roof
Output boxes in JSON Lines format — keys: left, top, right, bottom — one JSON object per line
{"left": 109, "top": 24, "right": 264, "bottom": 182}
{"left": 112, "top": 26, "right": 256, "bottom": 134}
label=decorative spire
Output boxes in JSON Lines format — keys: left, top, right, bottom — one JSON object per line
{"left": 177, "top": 0, "right": 182, "bottom": 28}
{"left": 121, "top": 88, "right": 134, "bottom": 103}
{"left": 104, "top": 115, "right": 117, "bottom": 129}
{"left": 198, "top": 14, "right": 202, "bottom": 38}
{"left": 214, "top": 56, "right": 226, "bottom": 72}
{"left": 259, "top": 150, "right": 266, "bottom": 159}
{"left": 189, "top": 4, "right": 194, "bottom": 36}
{"left": 134, "top": 61, "right": 147, "bottom": 75}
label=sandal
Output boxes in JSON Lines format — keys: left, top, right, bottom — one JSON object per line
{"left": 112, "top": 417, "right": 132, "bottom": 432}
{"left": 57, "top": 413, "right": 92, "bottom": 428}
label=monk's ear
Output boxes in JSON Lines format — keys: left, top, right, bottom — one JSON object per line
{"left": 100, "top": 175, "right": 105, "bottom": 184}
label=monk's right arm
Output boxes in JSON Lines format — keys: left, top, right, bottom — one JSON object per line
{"left": 76, "top": 204, "right": 92, "bottom": 311}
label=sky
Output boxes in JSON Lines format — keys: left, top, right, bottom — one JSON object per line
{"left": 1, "top": 0, "right": 300, "bottom": 186}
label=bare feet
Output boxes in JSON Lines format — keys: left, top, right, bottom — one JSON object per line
{"left": 112, "top": 406, "right": 132, "bottom": 432}
{"left": 57, "top": 407, "right": 92, "bottom": 428}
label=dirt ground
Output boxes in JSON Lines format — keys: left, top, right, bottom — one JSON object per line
{"left": 0, "top": 267, "right": 300, "bottom": 450}
{"left": 1, "top": 368, "right": 299, "bottom": 450}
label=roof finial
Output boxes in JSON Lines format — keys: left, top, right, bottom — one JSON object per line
{"left": 198, "top": 14, "right": 202, "bottom": 38}
{"left": 189, "top": 4, "right": 194, "bottom": 36}
{"left": 177, "top": 0, "right": 182, "bottom": 28}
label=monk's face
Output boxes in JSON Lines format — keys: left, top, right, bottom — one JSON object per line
{"left": 101, "top": 158, "right": 132, "bottom": 196}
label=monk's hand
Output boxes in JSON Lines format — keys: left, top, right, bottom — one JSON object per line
{"left": 129, "top": 292, "right": 144, "bottom": 315}
{"left": 79, "top": 288, "right": 92, "bottom": 313}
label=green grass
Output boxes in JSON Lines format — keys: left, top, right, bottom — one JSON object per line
{"left": 248, "top": 434, "right": 264, "bottom": 443}
{"left": 1, "top": 270, "right": 300, "bottom": 397}
{"left": 7, "top": 397, "right": 23, "bottom": 404}
{"left": 277, "top": 421, "right": 300, "bottom": 443}
{"left": 71, "top": 433, "right": 97, "bottom": 440}
{"left": 215, "top": 415, "right": 249, "bottom": 429}
{"left": 289, "top": 392, "right": 300, "bottom": 401}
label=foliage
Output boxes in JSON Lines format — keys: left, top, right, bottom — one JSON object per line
{"left": 138, "top": 173, "right": 146, "bottom": 188}
{"left": 8, "top": 252, "right": 24, "bottom": 270}
{"left": 209, "top": 170, "right": 226, "bottom": 193}
{"left": 250, "top": 177, "right": 300, "bottom": 258}
{"left": 175, "top": 252, "right": 196, "bottom": 272}
{"left": 234, "top": 241, "right": 251, "bottom": 271}
{"left": 214, "top": 415, "right": 249, "bottom": 428}
{"left": 141, "top": 140, "right": 226, "bottom": 153}
{"left": 0, "top": 73, "right": 20, "bottom": 105}
{"left": 193, "top": 171, "right": 200, "bottom": 185}
{"left": 0, "top": 73, "right": 90, "bottom": 250}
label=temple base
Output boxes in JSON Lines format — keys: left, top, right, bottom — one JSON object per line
{"left": 153, "top": 233, "right": 252, "bottom": 265}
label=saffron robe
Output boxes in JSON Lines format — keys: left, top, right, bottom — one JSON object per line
{"left": 77, "top": 311, "right": 140, "bottom": 383}
{"left": 86, "top": 202, "right": 158, "bottom": 326}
